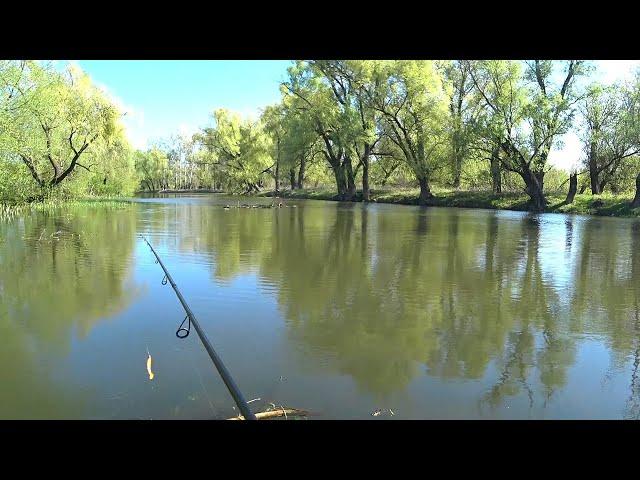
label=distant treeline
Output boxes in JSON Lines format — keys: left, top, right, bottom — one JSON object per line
{"left": 2, "top": 61, "right": 640, "bottom": 210}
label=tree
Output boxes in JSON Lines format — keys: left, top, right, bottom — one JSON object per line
{"left": 1, "top": 61, "right": 123, "bottom": 198}
{"left": 632, "top": 172, "right": 640, "bottom": 208}
{"left": 370, "top": 134, "right": 407, "bottom": 187}
{"left": 444, "top": 61, "right": 484, "bottom": 188}
{"left": 195, "top": 109, "right": 271, "bottom": 194}
{"left": 134, "top": 148, "right": 169, "bottom": 191}
{"left": 565, "top": 169, "right": 578, "bottom": 204}
{"left": 310, "top": 61, "right": 385, "bottom": 201}
{"left": 579, "top": 84, "right": 640, "bottom": 195}
{"left": 278, "top": 100, "right": 321, "bottom": 190}
{"left": 469, "top": 60, "right": 587, "bottom": 211}
{"left": 262, "top": 104, "right": 288, "bottom": 193}
{"left": 282, "top": 61, "right": 362, "bottom": 201}
{"left": 369, "top": 61, "right": 451, "bottom": 205}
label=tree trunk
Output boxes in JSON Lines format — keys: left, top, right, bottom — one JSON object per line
{"left": 289, "top": 168, "right": 296, "bottom": 190}
{"left": 452, "top": 147, "right": 462, "bottom": 189}
{"left": 632, "top": 172, "right": 640, "bottom": 208}
{"left": 361, "top": 144, "right": 371, "bottom": 202}
{"left": 523, "top": 169, "right": 546, "bottom": 212}
{"left": 361, "top": 143, "right": 371, "bottom": 202}
{"left": 333, "top": 163, "right": 347, "bottom": 199}
{"left": 565, "top": 172, "right": 577, "bottom": 204}
{"left": 362, "top": 161, "right": 370, "bottom": 202}
{"left": 344, "top": 157, "right": 356, "bottom": 201}
{"left": 589, "top": 143, "right": 601, "bottom": 194}
{"left": 490, "top": 148, "right": 501, "bottom": 194}
{"left": 274, "top": 153, "right": 280, "bottom": 194}
{"left": 598, "top": 179, "right": 607, "bottom": 194}
{"left": 297, "top": 157, "right": 305, "bottom": 189}
{"left": 579, "top": 184, "right": 587, "bottom": 194}
{"left": 418, "top": 177, "right": 433, "bottom": 205}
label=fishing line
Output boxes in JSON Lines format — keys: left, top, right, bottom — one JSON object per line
{"left": 186, "top": 342, "right": 217, "bottom": 417}
{"left": 140, "top": 234, "right": 257, "bottom": 420}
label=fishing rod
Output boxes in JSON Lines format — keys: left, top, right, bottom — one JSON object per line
{"left": 140, "top": 235, "right": 257, "bottom": 421}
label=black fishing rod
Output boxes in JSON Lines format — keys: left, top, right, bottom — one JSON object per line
{"left": 141, "top": 235, "right": 257, "bottom": 421}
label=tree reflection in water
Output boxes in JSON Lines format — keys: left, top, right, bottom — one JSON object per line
{"left": 0, "top": 205, "right": 138, "bottom": 418}
{"left": 129, "top": 200, "right": 640, "bottom": 416}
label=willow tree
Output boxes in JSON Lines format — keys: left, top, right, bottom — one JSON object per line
{"left": 633, "top": 172, "right": 640, "bottom": 208}
{"left": 278, "top": 96, "right": 321, "bottom": 190}
{"left": 1, "top": 61, "right": 123, "bottom": 198}
{"left": 134, "top": 148, "right": 169, "bottom": 191}
{"left": 261, "top": 103, "right": 296, "bottom": 194}
{"left": 629, "top": 74, "right": 640, "bottom": 208}
{"left": 195, "top": 109, "right": 271, "bottom": 194}
{"left": 468, "top": 60, "right": 587, "bottom": 211}
{"left": 443, "top": 60, "right": 484, "bottom": 189}
{"left": 369, "top": 133, "right": 408, "bottom": 187}
{"left": 579, "top": 84, "right": 640, "bottom": 195}
{"left": 369, "top": 60, "right": 451, "bottom": 205}
{"left": 282, "top": 61, "right": 362, "bottom": 200}
{"left": 309, "top": 61, "right": 385, "bottom": 201}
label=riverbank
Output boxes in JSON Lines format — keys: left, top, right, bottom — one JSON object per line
{"left": 136, "top": 188, "right": 226, "bottom": 194}
{"left": 0, "top": 197, "right": 132, "bottom": 221}
{"left": 260, "top": 188, "right": 640, "bottom": 218}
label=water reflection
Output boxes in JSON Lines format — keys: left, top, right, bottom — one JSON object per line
{"left": 156, "top": 199, "right": 640, "bottom": 416}
{"left": 0, "top": 205, "right": 139, "bottom": 418}
{"left": 3, "top": 195, "right": 640, "bottom": 418}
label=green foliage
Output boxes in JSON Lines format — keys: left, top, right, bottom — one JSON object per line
{"left": 0, "top": 157, "right": 36, "bottom": 203}
{"left": 543, "top": 167, "right": 572, "bottom": 194}
{"left": 192, "top": 109, "right": 271, "bottom": 194}
{"left": 0, "top": 61, "right": 135, "bottom": 203}
{"left": 579, "top": 80, "right": 640, "bottom": 193}
{"left": 372, "top": 60, "right": 451, "bottom": 183}
{"left": 4, "top": 60, "right": 640, "bottom": 212}
{"left": 270, "top": 187, "right": 639, "bottom": 217}
{"left": 609, "top": 156, "right": 640, "bottom": 193}
{"left": 134, "top": 148, "right": 169, "bottom": 191}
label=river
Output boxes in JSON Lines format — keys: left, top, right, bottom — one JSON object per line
{"left": 1, "top": 193, "right": 639, "bottom": 419}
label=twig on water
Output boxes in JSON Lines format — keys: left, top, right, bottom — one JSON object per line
{"left": 227, "top": 407, "right": 310, "bottom": 421}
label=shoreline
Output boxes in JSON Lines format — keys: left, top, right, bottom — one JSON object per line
{"left": 136, "top": 188, "right": 226, "bottom": 194}
{"left": 3, "top": 189, "right": 639, "bottom": 219}
{"left": 258, "top": 188, "right": 640, "bottom": 218}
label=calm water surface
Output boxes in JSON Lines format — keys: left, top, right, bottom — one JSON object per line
{"left": 1, "top": 193, "right": 640, "bottom": 419}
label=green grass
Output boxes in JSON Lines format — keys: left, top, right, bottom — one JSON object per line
{"left": 259, "top": 188, "right": 640, "bottom": 218}
{"left": 548, "top": 192, "right": 640, "bottom": 217}
{"left": 0, "top": 197, "right": 133, "bottom": 221}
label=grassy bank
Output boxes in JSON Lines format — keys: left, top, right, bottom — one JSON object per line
{"left": 260, "top": 188, "right": 640, "bottom": 218}
{"left": 0, "top": 197, "right": 133, "bottom": 221}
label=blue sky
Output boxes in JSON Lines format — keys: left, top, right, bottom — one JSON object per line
{"left": 76, "top": 60, "right": 292, "bottom": 149}
{"left": 74, "top": 60, "right": 640, "bottom": 171}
